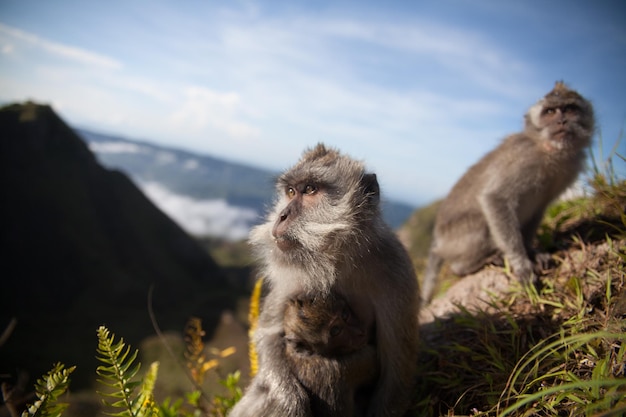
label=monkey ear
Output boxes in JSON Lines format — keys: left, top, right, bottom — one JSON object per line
{"left": 361, "top": 173, "right": 380, "bottom": 204}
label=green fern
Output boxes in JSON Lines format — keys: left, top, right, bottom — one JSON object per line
{"left": 95, "top": 326, "right": 159, "bottom": 417}
{"left": 22, "top": 363, "right": 75, "bottom": 417}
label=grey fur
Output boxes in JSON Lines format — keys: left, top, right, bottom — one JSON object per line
{"left": 422, "top": 82, "right": 594, "bottom": 303}
{"left": 283, "top": 293, "right": 378, "bottom": 417}
{"left": 229, "top": 144, "right": 420, "bottom": 417}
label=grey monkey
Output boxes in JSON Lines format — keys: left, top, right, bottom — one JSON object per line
{"left": 229, "top": 144, "right": 420, "bottom": 417}
{"left": 422, "top": 82, "right": 594, "bottom": 303}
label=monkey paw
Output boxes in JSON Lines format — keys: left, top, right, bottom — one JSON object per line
{"left": 533, "top": 252, "right": 554, "bottom": 272}
{"left": 511, "top": 257, "right": 537, "bottom": 285}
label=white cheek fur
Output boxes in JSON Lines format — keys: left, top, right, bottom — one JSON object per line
{"left": 527, "top": 100, "right": 544, "bottom": 128}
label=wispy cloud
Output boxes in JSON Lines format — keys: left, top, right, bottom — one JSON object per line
{"left": 88, "top": 141, "right": 147, "bottom": 154}
{"left": 0, "top": 22, "right": 122, "bottom": 70}
{"left": 4, "top": 1, "right": 622, "bottom": 203}
{"left": 168, "top": 86, "right": 260, "bottom": 139}
{"left": 139, "top": 181, "right": 259, "bottom": 240}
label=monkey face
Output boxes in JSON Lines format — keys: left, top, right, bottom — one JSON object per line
{"left": 263, "top": 144, "right": 380, "bottom": 257}
{"left": 324, "top": 304, "right": 368, "bottom": 355}
{"left": 271, "top": 181, "right": 325, "bottom": 251}
{"left": 284, "top": 295, "right": 367, "bottom": 357}
{"left": 249, "top": 144, "right": 384, "bottom": 293}
{"left": 540, "top": 103, "right": 584, "bottom": 141}
{"left": 526, "top": 82, "right": 594, "bottom": 149}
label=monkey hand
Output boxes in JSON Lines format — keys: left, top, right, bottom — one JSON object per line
{"left": 533, "top": 252, "right": 553, "bottom": 271}
{"left": 510, "top": 255, "right": 537, "bottom": 285}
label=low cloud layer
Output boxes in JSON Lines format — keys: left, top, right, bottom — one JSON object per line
{"left": 139, "top": 181, "right": 259, "bottom": 241}
{"left": 88, "top": 141, "right": 147, "bottom": 154}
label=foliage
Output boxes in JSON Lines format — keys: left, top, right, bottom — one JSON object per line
{"left": 11, "top": 126, "right": 626, "bottom": 417}
{"left": 13, "top": 323, "right": 240, "bottom": 417}
{"left": 21, "top": 363, "right": 75, "bottom": 417}
{"left": 415, "top": 207, "right": 626, "bottom": 416}
{"left": 182, "top": 317, "right": 239, "bottom": 417}
{"left": 96, "top": 326, "right": 158, "bottom": 417}
{"left": 414, "top": 136, "right": 626, "bottom": 416}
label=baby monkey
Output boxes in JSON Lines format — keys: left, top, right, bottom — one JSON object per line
{"left": 283, "top": 292, "right": 378, "bottom": 417}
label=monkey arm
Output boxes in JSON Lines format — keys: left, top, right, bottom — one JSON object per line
{"left": 342, "top": 344, "right": 378, "bottom": 386}
{"left": 231, "top": 289, "right": 312, "bottom": 417}
{"left": 478, "top": 190, "right": 535, "bottom": 282}
{"left": 370, "top": 299, "right": 419, "bottom": 417}
{"left": 421, "top": 247, "right": 444, "bottom": 303}
{"left": 290, "top": 346, "right": 378, "bottom": 417}
{"left": 521, "top": 208, "right": 547, "bottom": 252}
{"left": 365, "top": 248, "right": 420, "bottom": 417}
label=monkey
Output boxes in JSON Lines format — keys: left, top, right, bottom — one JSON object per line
{"left": 228, "top": 144, "right": 420, "bottom": 417}
{"left": 283, "top": 292, "right": 373, "bottom": 356}
{"left": 421, "top": 81, "right": 595, "bottom": 304}
{"left": 282, "top": 292, "right": 378, "bottom": 417}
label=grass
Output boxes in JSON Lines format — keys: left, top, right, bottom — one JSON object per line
{"left": 6, "top": 134, "right": 625, "bottom": 417}
{"left": 413, "top": 135, "right": 626, "bottom": 416}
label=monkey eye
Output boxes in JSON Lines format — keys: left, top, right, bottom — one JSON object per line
{"left": 341, "top": 307, "right": 350, "bottom": 322}
{"left": 286, "top": 187, "right": 296, "bottom": 198}
{"left": 543, "top": 108, "right": 556, "bottom": 116}
{"left": 304, "top": 184, "right": 317, "bottom": 195}
{"left": 329, "top": 325, "right": 342, "bottom": 337}
{"left": 563, "top": 104, "right": 579, "bottom": 114}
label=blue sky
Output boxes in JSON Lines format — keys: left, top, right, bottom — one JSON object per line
{"left": 1, "top": 0, "right": 625, "bottom": 206}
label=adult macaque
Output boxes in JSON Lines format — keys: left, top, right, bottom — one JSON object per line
{"left": 229, "top": 144, "right": 419, "bottom": 417}
{"left": 422, "top": 82, "right": 594, "bottom": 303}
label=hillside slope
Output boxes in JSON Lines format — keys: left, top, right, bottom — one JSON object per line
{"left": 0, "top": 102, "right": 237, "bottom": 388}
{"left": 409, "top": 176, "right": 626, "bottom": 415}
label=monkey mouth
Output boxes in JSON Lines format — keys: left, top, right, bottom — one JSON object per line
{"left": 552, "top": 128, "right": 569, "bottom": 141}
{"left": 274, "top": 235, "right": 299, "bottom": 251}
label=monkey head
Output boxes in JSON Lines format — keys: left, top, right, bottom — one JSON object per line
{"left": 284, "top": 294, "right": 368, "bottom": 357}
{"left": 525, "top": 81, "right": 594, "bottom": 151}
{"left": 249, "top": 143, "right": 382, "bottom": 292}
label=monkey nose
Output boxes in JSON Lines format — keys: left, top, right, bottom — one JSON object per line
{"left": 279, "top": 207, "right": 291, "bottom": 222}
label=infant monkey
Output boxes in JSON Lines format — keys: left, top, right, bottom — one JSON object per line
{"left": 283, "top": 293, "right": 378, "bottom": 417}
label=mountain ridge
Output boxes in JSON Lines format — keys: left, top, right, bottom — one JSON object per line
{"left": 0, "top": 102, "right": 239, "bottom": 388}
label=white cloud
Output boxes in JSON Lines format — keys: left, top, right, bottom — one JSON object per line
{"left": 168, "top": 86, "right": 260, "bottom": 139}
{"left": 155, "top": 151, "right": 177, "bottom": 165}
{"left": 1, "top": 42, "right": 13, "bottom": 54}
{"left": 0, "top": 22, "right": 122, "bottom": 70}
{"left": 139, "top": 181, "right": 259, "bottom": 240}
{"left": 88, "top": 141, "right": 147, "bottom": 154}
{"left": 183, "top": 158, "right": 200, "bottom": 170}
{"left": 5, "top": 3, "right": 620, "bottom": 204}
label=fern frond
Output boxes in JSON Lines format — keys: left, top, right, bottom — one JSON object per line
{"left": 22, "top": 363, "right": 75, "bottom": 417}
{"left": 95, "top": 326, "right": 158, "bottom": 417}
{"left": 135, "top": 362, "right": 159, "bottom": 417}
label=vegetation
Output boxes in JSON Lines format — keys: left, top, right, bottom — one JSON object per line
{"left": 5, "top": 321, "right": 241, "bottom": 417}
{"left": 7, "top": 173, "right": 623, "bottom": 417}
{"left": 2, "top": 106, "right": 624, "bottom": 416}
{"left": 412, "top": 137, "right": 625, "bottom": 416}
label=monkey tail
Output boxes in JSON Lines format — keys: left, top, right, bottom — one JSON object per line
{"left": 248, "top": 277, "right": 264, "bottom": 377}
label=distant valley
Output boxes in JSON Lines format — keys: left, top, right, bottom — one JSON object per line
{"left": 77, "top": 128, "right": 415, "bottom": 238}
